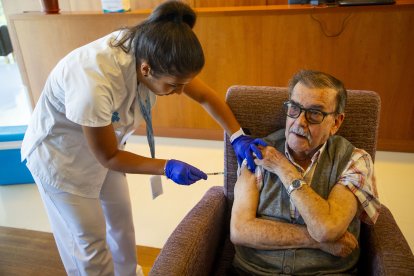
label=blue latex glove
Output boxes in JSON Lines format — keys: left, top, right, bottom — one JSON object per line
{"left": 165, "top": 159, "right": 208, "bottom": 185}
{"left": 231, "top": 135, "right": 267, "bottom": 172}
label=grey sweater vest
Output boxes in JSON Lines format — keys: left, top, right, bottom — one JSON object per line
{"left": 234, "top": 129, "right": 360, "bottom": 275}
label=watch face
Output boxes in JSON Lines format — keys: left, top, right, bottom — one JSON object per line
{"left": 288, "top": 179, "right": 305, "bottom": 196}
{"left": 292, "top": 179, "right": 302, "bottom": 189}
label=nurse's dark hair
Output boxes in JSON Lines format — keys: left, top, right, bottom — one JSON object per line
{"left": 288, "top": 69, "right": 347, "bottom": 114}
{"left": 111, "top": 0, "right": 204, "bottom": 77}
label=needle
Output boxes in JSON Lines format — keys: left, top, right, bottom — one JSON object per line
{"left": 206, "top": 172, "right": 224, "bottom": 175}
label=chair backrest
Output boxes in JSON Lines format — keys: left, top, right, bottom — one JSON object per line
{"left": 224, "top": 85, "right": 381, "bottom": 202}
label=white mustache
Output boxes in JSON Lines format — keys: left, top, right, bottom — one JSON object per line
{"left": 290, "top": 126, "right": 311, "bottom": 141}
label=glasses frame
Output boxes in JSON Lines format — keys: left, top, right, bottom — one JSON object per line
{"left": 283, "top": 101, "right": 337, "bottom": 124}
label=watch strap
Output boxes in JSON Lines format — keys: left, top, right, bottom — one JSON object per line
{"left": 287, "top": 179, "right": 306, "bottom": 196}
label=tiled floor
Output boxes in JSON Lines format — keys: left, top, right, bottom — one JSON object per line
{"left": 0, "top": 58, "right": 413, "bottom": 252}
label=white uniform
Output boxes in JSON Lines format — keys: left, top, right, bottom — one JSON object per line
{"left": 21, "top": 31, "right": 155, "bottom": 276}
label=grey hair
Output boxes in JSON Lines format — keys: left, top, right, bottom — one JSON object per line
{"left": 288, "top": 69, "right": 347, "bottom": 114}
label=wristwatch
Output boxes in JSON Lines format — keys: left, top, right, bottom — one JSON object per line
{"left": 287, "top": 179, "right": 307, "bottom": 196}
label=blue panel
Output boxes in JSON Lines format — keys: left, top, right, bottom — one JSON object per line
{"left": 0, "top": 148, "right": 34, "bottom": 185}
{"left": 0, "top": 125, "right": 28, "bottom": 142}
{"left": 0, "top": 125, "right": 34, "bottom": 185}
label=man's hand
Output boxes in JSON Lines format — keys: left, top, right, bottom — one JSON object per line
{"left": 319, "top": 231, "right": 359, "bottom": 257}
{"left": 254, "top": 146, "right": 300, "bottom": 185}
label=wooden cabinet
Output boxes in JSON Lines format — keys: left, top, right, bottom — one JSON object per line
{"left": 7, "top": 2, "right": 414, "bottom": 152}
{"left": 2, "top": 0, "right": 279, "bottom": 14}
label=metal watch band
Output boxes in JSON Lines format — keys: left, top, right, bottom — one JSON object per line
{"left": 287, "top": 179, "right": 306, "bottom": 196}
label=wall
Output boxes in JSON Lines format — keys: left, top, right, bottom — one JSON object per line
{"left": 2, "top": 0, "right": 285, "bottom": 14}
{"left": 6, "top": 4, "right": 414, "bottom": 152}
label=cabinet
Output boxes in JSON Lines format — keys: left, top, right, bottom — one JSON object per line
{"left": 6, "top": 2, "right": 414, "bottom": 152}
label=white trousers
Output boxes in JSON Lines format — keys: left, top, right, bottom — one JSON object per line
{"left": 34, "top": 171, "right": 143, "bottom": 276}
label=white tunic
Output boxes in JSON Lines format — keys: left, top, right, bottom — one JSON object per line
{"left": 21, "top": 31, "right": 156, "bottom": 198}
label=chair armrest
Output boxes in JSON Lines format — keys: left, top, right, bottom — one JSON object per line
{"left": 359, "top": 204, "right": 414, "bottom": 275}
{"left": 150, "top": 186, "right": 227, "bottom": 276}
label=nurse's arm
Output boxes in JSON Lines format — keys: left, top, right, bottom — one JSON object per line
{"left": 82, "top": 124, "right": 167, "bottom": 175}
{"left": 184, "top": 77, "right": 240, "bottom": 136}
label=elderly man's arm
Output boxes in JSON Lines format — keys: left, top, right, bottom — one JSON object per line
{"left": 230, "top": 167, "right": 358, "bottom": 256}
{"left": 255, "top": 146, "right": 359, "bottom": 243}
{"left": 291, "top": 183, "right": 357, "bottom": 242}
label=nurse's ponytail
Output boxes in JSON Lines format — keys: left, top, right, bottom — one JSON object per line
{"left": 112, "top": 0, "right": 204, "bottom": 77}
{"left": 145, "top": 0, "right": 196, "bottom": 29}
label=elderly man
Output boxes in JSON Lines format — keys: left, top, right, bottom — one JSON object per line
{"left": 230, "top": 70, "right": 380, "bottom": 275}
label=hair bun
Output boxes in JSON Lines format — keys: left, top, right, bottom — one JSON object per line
{"left": 148, "top": 1, "right": 196, "bottom": 28}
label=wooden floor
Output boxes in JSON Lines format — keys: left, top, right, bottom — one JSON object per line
{"left": 0, "top": 226, "right": 161, "bottom": 276}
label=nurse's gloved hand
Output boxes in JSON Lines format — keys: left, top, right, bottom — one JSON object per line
{"left": 231, "top": 135, "right": 267, "bottom": 172}
{"left": 164, "top": 159, "right": 208, "bottom": 185}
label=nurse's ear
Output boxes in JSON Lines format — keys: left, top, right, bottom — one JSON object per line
{"left": 140, "top": 61, "right": 151, "bottom": 77}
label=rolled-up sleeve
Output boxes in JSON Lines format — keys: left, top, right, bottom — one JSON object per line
{"left": 337, "top": 148, "right": 381, "bottom": 225}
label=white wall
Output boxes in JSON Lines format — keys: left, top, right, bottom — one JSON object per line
{"left": 1, "top": 136, "right": 413, "bottom": 251}
{"left": 374, "top": 151, "right": 414, "bottom": 251}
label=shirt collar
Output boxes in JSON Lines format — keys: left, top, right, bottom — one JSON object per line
{"left": 284, "top": 141, "right": 327, "bottom": 170}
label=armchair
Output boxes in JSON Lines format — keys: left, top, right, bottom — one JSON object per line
{"left": 150, "top": 86, "right": 414, "bottom": 276}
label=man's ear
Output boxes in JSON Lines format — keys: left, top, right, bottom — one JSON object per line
{"left": 139, "top": 61, "right": 151, "bottom": 77}
{"left": 330, "top": 113, "right": 345, "bottom": 136}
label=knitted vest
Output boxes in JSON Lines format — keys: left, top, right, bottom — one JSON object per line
{"left": 234, "top": 129, "right": 360, "bottom": 275}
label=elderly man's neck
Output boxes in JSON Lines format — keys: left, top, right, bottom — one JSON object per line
{"left": 288, "top": 145, "right": 323, "bottom": 170}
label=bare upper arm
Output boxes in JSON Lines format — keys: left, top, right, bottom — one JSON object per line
{"left": 324, "top": 184, "right": 358, "bottom": 237}
{"left": 232, "top": 167, "right": 259, "bottom": 216}
{"left": 230, "top": 167, "right": 259, "bottom": 243}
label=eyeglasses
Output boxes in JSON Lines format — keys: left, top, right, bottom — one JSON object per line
{"left": 283, "top": 101, "right": 336, "bottom": 124}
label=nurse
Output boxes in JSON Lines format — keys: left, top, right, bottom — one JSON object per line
{"left": 21, "top": 1, "right": 266, "bottom": 275}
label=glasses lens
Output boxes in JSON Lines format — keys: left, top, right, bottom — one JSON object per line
{"left": 305, "top": 109, "right": 324, "bottom": 124}
{"left": 285, "top": 102, "right": 301, "bottom": 118}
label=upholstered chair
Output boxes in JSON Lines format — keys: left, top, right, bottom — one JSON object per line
{"left": 150, "top": 86, "right": 414, "bottom": 276}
